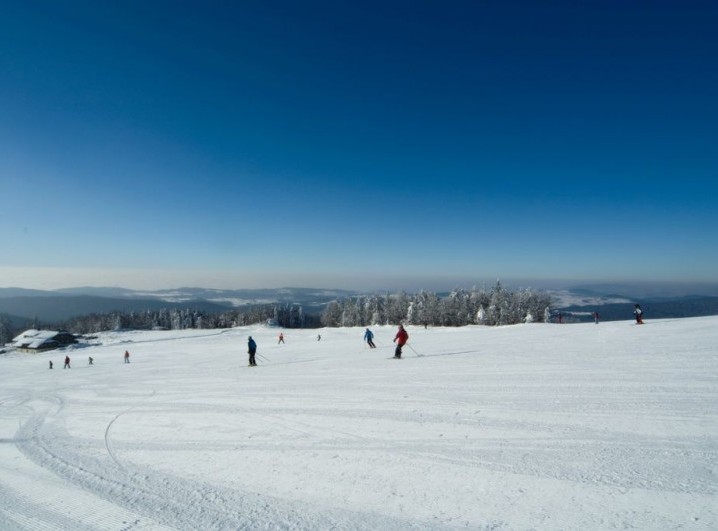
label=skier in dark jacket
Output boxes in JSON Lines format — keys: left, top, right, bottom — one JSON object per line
{"left": 63, "top": 355, "right": 71, "bottom": 369}
{"left": 364, "top": 328, "right": 376, "bottom": 348}
{"left": 247, "top": 336, "right": 257, "bottom": 366}
{"left": 634, "top": 304, "right": 643, "bottom": 324}
{"left": 393, "top": 325, "right": 409, "bottom": 359}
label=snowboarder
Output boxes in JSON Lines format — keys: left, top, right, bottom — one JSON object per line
{"left": 593, "top": 311, "right": 600, "bottom": 324}
{"left": 364, "top": 328, "right": 376, "bottom": 348}
{"left": 278, "top": 332, "right": 285, "bottom": 344}
{"left": 393, "top": 324, "right": 409, "bottom": 359}
{"left": 63, "top": 355, "right": 71, "bottom": 369}
{"left": 634, "top": 304, "right": 643, "bottom": 324}
{"left": 88, "top": 356, "right": 94, "bottom": 365}
{"left": 247, "top": 336, "right": 257, "bottom": 366}
{"left": 124, "top": 350, "right": 130, "bottom": 363}
{"left": 49, "top": 360, "right": 53, "bottom": 369}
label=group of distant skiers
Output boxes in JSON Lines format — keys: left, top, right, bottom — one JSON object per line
{"left": 49, "top": 355, "right": 71, "bottom": 369}
{"left": 46, "top": 304, "right": 648, "bottom": 371}
{"left": 49, "top": 350, "right": 130, "bottom": 369}
{"left": 245, "top": 304, "right": 647, "bottom": 366}
{"left": 245, "top": 325, "right": 411, "bottom": 366}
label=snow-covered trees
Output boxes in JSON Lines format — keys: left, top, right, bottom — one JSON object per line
{"left": 386, "top": 292, "right": 410, "bottom": 325}
{"left": 320, "top": 284, "right": 552, "bottom": 327}
{"left": 0, "top": 315, "right": 14, "bottom": 345}
{"left": 321, "top": 301, "right": 342, "bottom": 327}
{"left": 40, "top": 285, "right": 552, "bottom": 335}
{"left": 54, "top": 303, "right": 320, "bottom": 334}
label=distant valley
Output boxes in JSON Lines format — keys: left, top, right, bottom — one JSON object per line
{"left": 1, "top": 285, "right": 717, "bottom": 329}
{"left": 0, "top": 287, "right": 356, "bottom": 326}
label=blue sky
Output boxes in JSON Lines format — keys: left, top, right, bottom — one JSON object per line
{"left": 1, "top": 0, "right": 716, "bottom": 292}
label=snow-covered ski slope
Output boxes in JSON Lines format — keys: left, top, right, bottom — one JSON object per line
{"left": 1, "top": 317, "right": 716, "bottom": 530}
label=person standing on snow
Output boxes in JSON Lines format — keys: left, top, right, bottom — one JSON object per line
{"left": 393, "top": 324, "right": 409, "bottom": 359}
{"left": 593, "top": 311, "right": 600, "bottom": 324}
{"left": 124, "top": 350, "right": 130, "bottom": 363}
{"left": 247, "top": 336, "right": 257, "bottom": 366}
{"left": 63, "top": 355, "right": 71, "bottom": 369}
{"left": 634, "top": 304, "right": 643, "bottom": 324}
{"left": 364, "top": 328, "right": 376, "bottom": 348}
{"left": 49, "top": 360, "right": 53, "bottom": 369}
{"left": 278, "top": 332, "right": 285, "bottom": 344}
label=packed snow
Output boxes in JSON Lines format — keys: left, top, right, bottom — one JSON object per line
{"left": 1, "top": 317, "right": 716, "bottom": 530}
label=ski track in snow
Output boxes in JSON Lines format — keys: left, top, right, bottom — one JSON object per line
{"left": 7, "top": 395, "right": 430, "bottom": 530}
{"left": 1, "top": 319, "right": 717, "bottom": 529}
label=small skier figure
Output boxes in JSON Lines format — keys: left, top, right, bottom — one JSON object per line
{"left": 558, "top": 312, "right": 563, "bottom": 324}
{"left": 634, "top": 304, "right": 643, "bottom": 324}
{"left": 88, "top": 356, "right": 94, "bottom": 365}
{"left": 364, "top": 328, "right": 376, "bottom": 348}
{"left": 49, "top": 360, "right": 53, "bottom": 369}
{"left": 124, "top": 350, "right": 130, "bottom": 363}
{"left": 278, "top": 332, "right": 285, "bottom": 344}
{"left": 317, "top": 334, "right": 321, "bottom": 341}
{"left": 593, "top": 311, "right": 600, "bottom": 324}
{"left": 393, "top": 324, "right": 409, "bottom": 359}
{"left": 63, "top": 355, "right": 71, "bottom": 369}
{"left": 247, "top": 336, "right": 257, "bottom": 366}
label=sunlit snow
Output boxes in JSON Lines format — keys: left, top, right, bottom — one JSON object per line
{"left": 1, "top": 317, "right": 716, "bottom": 529}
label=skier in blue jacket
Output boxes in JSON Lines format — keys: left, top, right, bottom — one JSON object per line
{"left": 364, "top": 328, "right": 376, "bottom": 348}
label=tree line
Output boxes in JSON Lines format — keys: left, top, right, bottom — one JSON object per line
{"left": 46, "top": 303, "right": 321, "bottom": 335}
{"left": 1, "top": 283, "right": 552, "bottom": 341}
{"left": 321, "top": 283, "right": 552, "bottom": 327}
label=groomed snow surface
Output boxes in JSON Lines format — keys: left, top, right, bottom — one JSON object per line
{"left": 1, "top": 317, "right": 716, "bottom": 530}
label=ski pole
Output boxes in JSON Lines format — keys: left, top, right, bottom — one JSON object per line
{"left": 257, "top": 353, "right": 270, "bottom": 362}
{"left": 406, "top": 344, "right": 422, "bottom": 357}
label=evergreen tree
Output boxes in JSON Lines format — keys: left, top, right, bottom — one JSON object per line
{"left": 321, "top": 301, "right": 343, "bottom": 327}
{"left": 0, "top": 315, "right": 15, "bottom": 345}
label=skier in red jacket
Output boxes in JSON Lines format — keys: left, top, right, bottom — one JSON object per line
{"left": 393, "top": 325, "right": 409, "bottom": 359}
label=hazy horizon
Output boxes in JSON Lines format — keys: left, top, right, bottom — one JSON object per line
{"left": 2, "top": 266, "right": 718, "bottom": 298}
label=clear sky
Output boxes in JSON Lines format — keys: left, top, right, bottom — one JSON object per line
{"left": 1, "top": 0, "right": 716, "bottom": 292}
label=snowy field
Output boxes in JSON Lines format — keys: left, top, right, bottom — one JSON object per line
{"left": 1, "top": 317, "right": 716, "bottom": 530}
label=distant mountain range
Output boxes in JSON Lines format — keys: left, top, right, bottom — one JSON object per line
{"left": 550, "top": 287, "right": 718, "bottom": 322}
{"left": 1, "top": 285, "right": 717, "bottom": 327}
{"left": 0, "top": 287, "right": 356, "bottom": 325}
